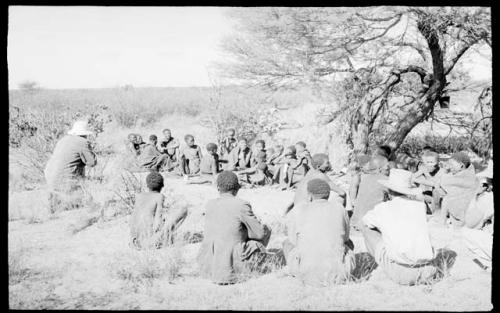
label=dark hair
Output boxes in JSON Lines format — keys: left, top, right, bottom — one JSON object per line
{"left": 146, "top": 171, "right": 164, "bottom": 192}
{"left": 162, "top": 128, "right": 171, "bottom": 133}
{"left": 311, "top": 153, "right": 329, "bottom": 170}
{"left": 149, "top": 134, "right": 158, "bottom": 142}
{"left": 307, "top": 178, "right": 330, "bottom": 199}
{"left": 184, "top": 134, "right": 194, "bottom": 142}
{"left": 286, "top": 145, "right": 297, "bottom": 155}
{"left": 422, "top": 145, "right": 436, "bottom": 152}
{"left": 374, "top": 145, "right": 391, "bottom": 159}
{"left": 206, "top": 142, "right": 218, "bottom": 152}
{"left": 216, "top": 171, "right": 240, "bottom": 193}
{"left": 255, "top": 139, "right": 265, "bottom": 147}
{"left": 295, "top": 141, "right": 306, "bottom": 148}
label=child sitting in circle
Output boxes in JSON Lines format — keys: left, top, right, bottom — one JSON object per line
{"left": 180, "top": 134, "right": 203, "bottom": 176}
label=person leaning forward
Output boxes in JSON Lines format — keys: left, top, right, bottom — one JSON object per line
{"left": 197, "top": 171, "right": 272, "bottom": 284}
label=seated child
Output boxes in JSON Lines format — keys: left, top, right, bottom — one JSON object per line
{"left": 226, "top": 137, "right": 253, "bottom": 171}
{"left": 159, "top": 128, "right": 180, "bottom": 167}
{"left": 139, "top": 135, "right": 170, "bottom": 171}
{"left": 251, "top": 139, "right": 267, "bottom": 167}
{"left": 238, "top": 154, "right": 272, "bottom": 187}
{"left": 180, "top": 134, "right": 203, "bottom": 176}
{"left": 219, "top": 128, "right": 238, "bottom": 157}
{"left": 267, "top": 144, "right": 285, "bottom": 178}
{"left": 187, "top": 143, "right": 220, "bottom": 185}
{"left": 129, "top": 171, "right": 188, "bottom": 249}
{"left": 410, "top": 151, "right": 446, "bottom": 215}
{"left": 283, "top": 142, "right": 312, "bottom": 189}
{"left": 274, "top": 145, "right": 298, "bottom": 189}
{"left": 127, "top": 133, "right": 145, "bottom": 156}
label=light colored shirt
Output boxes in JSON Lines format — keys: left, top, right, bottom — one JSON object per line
{"left": 362, "top": 197, "right": 435, "bottom": 265}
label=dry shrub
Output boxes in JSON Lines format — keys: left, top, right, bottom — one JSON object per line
{"left": 9, "top": 241, "right": 35, "bottom": 285}
{"left": 113, "top": 170, "right": 147, "bottom": 216}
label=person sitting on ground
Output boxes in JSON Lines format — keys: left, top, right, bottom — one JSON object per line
{"left": 44, "top": 120, "right": 98, "bottom": 213}
{"left": 239, "top": 162, "right": 273, "bottom": 187}
{"left": 267, "top": 144, "right": 285, "bottom": 180}
{"left": 284, "top": 178, "right": 355, "bottom": 286}
{"left": 462, "top": 162, "right": 493, "bottom": 270}
{"left": 410, "top": 151, "right": 446, "bottom": 215}
{"left": 180, "top": 134, "right": 203, "bottom": 176}
{"left": 285, "top": 141, "right": 313, "bottom": 187}
{"left": 197, "top": 171, "right": 273, "bottom": 284}
{"left": 236, "top": 151, "right": 267, "bottom": 180}
{"left": 226, "top": 137, "right": 253, "bottom": 171}
{"left": 129, "top": 171, "right": 188, "bottom": 249}
{"left": 437, "top": 151, "right": 479, "bottom": 227}
{"left": 158, "top": 128, "right": 180, "bottom": 170}
{"left": 361, "top": 169, "right": 439, "bottom": 286}
{"left": 251, "top": 139, "right": 267, "bottom": 167}
{"left": 220, "top": 128, "right": 238, "bottom": 157}
{"left": 139, "top": 134, "right": 170, "bottom": 171}
{"left": 349, "top": 155, "right": 390, "bottom": 229}
{"left": 347, "top": 153, "right": 370, "bottom": 214}
{"left": 275, "top": 145, "right": 298, "bottom": 190}
{"left": 187, "top": 142, "right": 221, "bottom": 185}
{"left": 126, "top": 133, "right": 145, "bottom": 156}
{"left": 284, "top": 153, "right": 346, "bottom": 216}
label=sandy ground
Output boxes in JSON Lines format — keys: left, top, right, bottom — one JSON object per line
{"left": 8, "top": 176, "right": 492, "bottom": 310}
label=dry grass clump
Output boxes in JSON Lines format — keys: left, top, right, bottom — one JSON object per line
{"left": 9, "top": 241, "right": 35, "bottom": 285}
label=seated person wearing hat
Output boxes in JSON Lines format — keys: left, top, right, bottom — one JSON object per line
{"left": 197, "top": 171, "right": 273, "bottom": 285}
{"left": 461, "top": 161, "right": 493, "bottom": 270}
{"left": 436, "top": 152, "right": 479, "bottom": 227}
{"left": 283, "top": 178, "right": 355, "bottom": 286}
{"left": 361, "top": 169, "right": 439, "bottom": 285}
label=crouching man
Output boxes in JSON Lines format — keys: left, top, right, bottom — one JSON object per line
{"left": 283, "top": 178, "right": 355, "bottom": 286}
{"left": 361, "top": 169, "right": 438, "bottom": 285}
{"left": 197, "top": 171, "right": 273, "bottom": 285}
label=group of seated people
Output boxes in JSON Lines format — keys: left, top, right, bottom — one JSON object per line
{"left": 127, "top": 127, "right": 494, "bottom": 286}
{"left": 126, "top": 128, "right": 316, "bottom": 188}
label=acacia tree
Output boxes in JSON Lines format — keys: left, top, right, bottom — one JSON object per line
{"left": 217, "top": 7, "right": 491, "bottom": 155}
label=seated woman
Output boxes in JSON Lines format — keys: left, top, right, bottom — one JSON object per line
{"left": 197, "top": 171, "right": 274, "bottom": 284}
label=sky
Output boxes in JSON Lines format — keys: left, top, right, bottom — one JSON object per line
{"left": 8, "top": 6, "right": 491, "bottom": 90}
{"left": 8, "top": 6, "right": 234, "bottom": 89}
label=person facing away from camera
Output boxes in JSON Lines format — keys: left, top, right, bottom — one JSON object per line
{"left": 139, "top": 134, "right": 170, "bottom": 171}
{"left": 283, "top": 178, "right": 355, "bottom": 286}
{"left": 220, "top": 128, "right": 238, "bottom": 157}
{"left": 284, "top": 153, "right": 346, "bottom": 216}
{"left": 349, "top": 155, "right": 389, "bottom": 229}
{"left": 197, "top": 171, "right": 273, "bottom": 285}
{"left": 410, "top": 151, "right": 447, "bottom": 215}
{"left": 158, "top": 128, "right": 180, "bottom": 168}
{"left": 129, "top": 172, "right": 188, "bottom": 250}
{"left": 180, "top": 134, "right": 203, "bottom": 176}
{"left": 45, "top": 120, "right": 98, "bottom": 213}
{"left": 226, "top": 137, "right": 253, "bottom": 171}
{"left": 361, "top": 168, "right": 439, "bottom": 285}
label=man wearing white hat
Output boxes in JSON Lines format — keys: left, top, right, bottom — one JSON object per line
{"left": 44, "top": 120, "right": 97, "bottom": 213}
{"left": 461, "top": 160, "right": 493, "bottom": 270}
{"left": 361, "top": 169, "right": 439, "bottom": 285}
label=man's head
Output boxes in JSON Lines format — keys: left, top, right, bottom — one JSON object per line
{"left": 162, "top": 128, "right": 171, "bottom": 139}
{"left": 216, "top": 171, "right": 240, "bottom": 195}
{"left": 311, "top": 153, "right": 331, "bottom": 172}
{"left": 184, "top": 134, "right": 195, "bottom": 147}
{"left": 448, "top": 151, "right": 471, "bottom": 174}
{"left": 149, "top": 134, "right": 158, "bottom": 145}
{"left": 274, "top": 144, "right": 284, "bottom": 154}
{"left": 295, "top": 141, "right": 307, "bottom": 153}
{"left": 421, "top": 151, "right": 439, "bottom": 171}
{"left": 206, "top": 142, "right": 218, "bottom": 154}
{"left": 285, "top": 145, "right": 297, "bottom": 157}
{"left": 307, "top": 178, "right": 330, "bottom": 201}
{"left": 238, "top": 138, "right": 248, "bottom": 150}
{"left": 254, "top": 139, "right": 265, "bottom": 151}
{"left": 227, "top": 128, "right": 236, "bottom": 138}
{"left": 146, "top": 171, "right": 164, "bottom": 192}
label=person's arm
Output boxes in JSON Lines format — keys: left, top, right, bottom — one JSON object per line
{"left": 244, "top": 150, "right": 253, "bottom": 168}
{"left": 240, "top": 203, "right": 269, "bottom": 241}
{"left": 80, "top": 140, "right": 97, "bottom": 167}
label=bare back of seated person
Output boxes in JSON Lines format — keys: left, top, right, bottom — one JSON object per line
{"left": 130, "top": 191, "right": 165, "bottom": 248}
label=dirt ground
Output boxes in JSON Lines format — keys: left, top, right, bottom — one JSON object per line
{"left": 8, "top": 175, "right": 492, "bottom": 310}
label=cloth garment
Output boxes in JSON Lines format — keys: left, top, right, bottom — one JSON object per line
{"left": 226, "top": 147, "right": 252, "bottom": 170}
{"left": 220, "top": 137, "right": 238, "bottom": 156}
{"left": 350, "top": 172, "right": 387, "bottom": 226}
{"left": 181, "top": 145, "right": 202, "bottom": 174}
{"left": 461, "top": 227, "right": 493, "bottom": 268}
{"left": 362, "top": 197, "right": 435, "bottom": 265}
{"left": 159, "top": 137, "right": 180, "bottom": 161}
{"left": 44, "top": 135, "right": 97, "bottom": 191}
{"left": 284, "top": 199, "right": 355, "bottom": 285}
{"left": 197, "top": 194, "right": 272, "bottom": 284}
{"left": 465, "top": 191, "right": 494, "bottom": 230}
{"left": 139, "top": 144, "right": 169, "bottom": 170}
{"left": 440, "top": 165, "right": 480, "bottom": 226}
